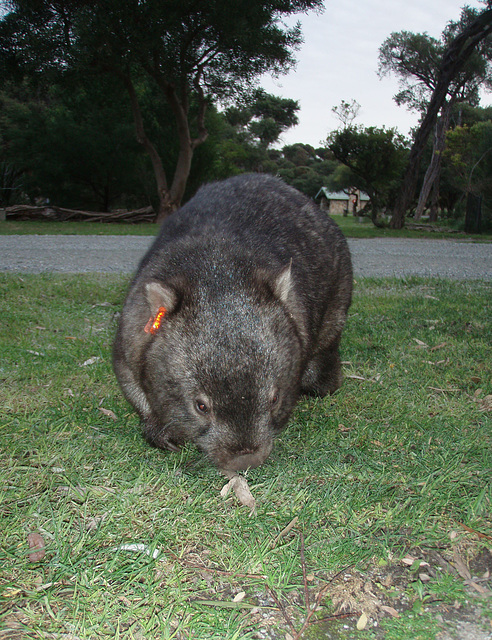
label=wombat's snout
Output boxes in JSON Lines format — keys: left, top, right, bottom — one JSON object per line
{"left": 220, "top": 440, "right": 273, "bottom": 472}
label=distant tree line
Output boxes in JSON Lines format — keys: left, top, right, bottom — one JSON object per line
{"left": 0, "top": 1, "right": 491, "bottom": 230}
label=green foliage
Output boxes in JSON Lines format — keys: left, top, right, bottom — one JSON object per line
{"left": 210, "top": 91, "right": 301, "bottom": 177}
{"left": 264, "top": 145, "right": 338, "bottom": 198}
{"left": 327, "top": 125, "right": 409, "bottom": 216}
{"left": 443, "top": 119, "right": 492, "bottom": 227}
{"left": 0, "top": 0, "right": 323, "bottom": 215}
{"left": 0, "top": 79, "right": 150, "bottom": 210}
{"left": 378, "top": 6, "right": 492, "bottom": 113}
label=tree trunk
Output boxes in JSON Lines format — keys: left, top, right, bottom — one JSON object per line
{"left": 429, "top": 177, "right": 440, "bottom": 222}
{"left": 119, "top": 71, "right": 170, "bottom": 220}
{"left": 414, "top": 102, "right": 452, "bottom": 220}
{"left": 390, "top": 7, "right": 492, "bottom": 229}
{"left": 120, "top": 68, "right": 210, "bottom": 224}
{"left": 153, "top": 74, "right": 209, "bottom": 224}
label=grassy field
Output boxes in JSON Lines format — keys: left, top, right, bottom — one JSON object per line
{"left": 0, "top": 220, "right": 159, "bottom": 237}
{"left": 0, "top": 215, "right": 490, "bottom": 241}
{"left": 1, "top": 274, "right": 491, "bottom": 640}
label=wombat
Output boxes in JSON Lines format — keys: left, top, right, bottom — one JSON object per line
{"left": 113, "top": 174, "right": 352, "bottom": 472}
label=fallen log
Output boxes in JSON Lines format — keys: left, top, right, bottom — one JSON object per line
{"left": 4, "top": 204, "right": 156, "bottom": 223}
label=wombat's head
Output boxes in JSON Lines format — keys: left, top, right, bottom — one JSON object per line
{"left": 139, "top": 265, "right": 303, "bottom": 471}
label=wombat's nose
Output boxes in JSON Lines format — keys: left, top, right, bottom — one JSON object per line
{"left": 224, "top": 442, "right": 273, "bottom": 471}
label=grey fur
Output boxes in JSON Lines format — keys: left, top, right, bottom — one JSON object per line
{"left": 113, "top": 174, "right": 353, "bottom": 471}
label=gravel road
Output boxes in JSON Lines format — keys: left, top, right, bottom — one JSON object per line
{"left": 0, "top": 235, "right": 491, "bottom": 280}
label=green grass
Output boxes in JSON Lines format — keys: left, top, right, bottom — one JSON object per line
{"left": 333, "top": 214, "right": 490, "bottom": 241}
{"left": 1, "top": 215, "right": 490, "bottom": 241}
{"left": 1, "top": 275, "right": 491, "bottom": 639}
{"left": 0, "top": 220, "right": 159, "bottom": 236}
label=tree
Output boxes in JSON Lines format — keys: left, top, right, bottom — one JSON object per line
{"left": 331, "top": 99, "right": 361, "bottom": 128}
{"left": 444, "top": 119, "right": 492, "bottom": 229}
{"left": 327, "top": 125, "right": 409, "bottom": 226}
{"left": 0, "top": 0, "right": 323, "bottom": 221}
{"left": 260, "top": 144, "right": 339, "bottom": 198}
{"left": 378, "top": 5, "right": 492, "bottom": 228}
{"left": 0, "top": 76, "right": 155, "bottom": 210}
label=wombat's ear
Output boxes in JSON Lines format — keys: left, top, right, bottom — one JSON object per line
{"left": 255, "top": 260, "right": 293, "bottom": 305}
{"left": 145, "top": 280, "right": 180, "bottom": 317}
{"left": 271, "top": 260, "right": 293, "bottom": 305}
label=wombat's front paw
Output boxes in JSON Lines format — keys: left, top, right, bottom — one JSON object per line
{"left": 142, "top": 419, "right": 181, "bottom": 452}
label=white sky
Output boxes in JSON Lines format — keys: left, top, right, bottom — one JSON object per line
{"left": 260, "top": 0, "right": 489, "bottom": 147}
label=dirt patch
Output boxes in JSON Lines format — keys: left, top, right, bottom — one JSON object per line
{"left": 247, "top": 545, "right": 492, "bottom": 639}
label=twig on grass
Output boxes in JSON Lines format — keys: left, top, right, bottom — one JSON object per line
{"left": 455, "top": 521, "right": 492, "bottom": 542}
{"left": 274, "top": 528, "right": 358, "bottom": 640}
{"left": 299, "top": 531, "right": 310, "bottom": 612}
{"left": 266, "top": 585, "right": 297, "bottom": 636}
{"left": 309, "top": 610, "right": 362, "bottom": 625}
{"left": 163, "top": 547, "right": 268, "bottom": 580}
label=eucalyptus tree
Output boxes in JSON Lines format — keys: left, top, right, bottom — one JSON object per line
{"left": 0, "top": 0, "right": 322, "bottom": 221}
{"left": 327, "top": 125, "right": 409, "bottom": 227}
{"left": 378, "top": 4, "right": 492, "bottom": 227}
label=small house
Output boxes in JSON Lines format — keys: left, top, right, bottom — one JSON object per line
{"left": 315, "top": 188, "right": 369, "bottom": 215}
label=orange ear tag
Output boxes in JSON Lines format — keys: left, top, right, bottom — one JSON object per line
{"left": 144, "top": 307, "right": 167, "bottom": 335}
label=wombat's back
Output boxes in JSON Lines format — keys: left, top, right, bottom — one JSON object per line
{"left": 139, "top": 174, "right": 352, "bottom": 330}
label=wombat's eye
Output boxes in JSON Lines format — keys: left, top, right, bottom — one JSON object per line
{"left": 195, "top": 400, "right": 209, "bottom": 414}
{"left": 271, "top": 394, "right": 279, "bottom": 405}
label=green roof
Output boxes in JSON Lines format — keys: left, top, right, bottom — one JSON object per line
{"left": 315, "top": 187, "right": 370, "bottom": 201}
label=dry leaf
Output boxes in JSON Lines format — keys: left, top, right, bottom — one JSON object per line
{"left": 478, "top": 395, "right": 492, "bottom": 412}
{"left": 86, "top": 512, "right": 108, "bottom": 531}
{"left": 401, "top": 556, "right": 429, "bottom": 568}
{"left": 356, "top": 612, "right": 368, "bottom": 630}
{"left": 338, "top": 424, "right": 351, "bottom": 432}
{"left": 430, "top": 342, "right": 447, "bottom": 351}
{"left": 220, "top": 474, "right": 256, "bottom": 514}
{"left": 464, "top": 580, "right": 492, "bottom": 596}
{"left": 452, "top": 550, "right": 471, "bottom": 581}
{"left": 233, "top": 591, "right": 246, "bottom": 603}
{"left": 27, "top": 532, "right": 46, "bottom": 562}
{"left": 380, "top": 605, "right": 399, "bottom": 618}
{"left": 98, "top": 407, "right": 118, "bottom": 420}
{"left": 413, "top": 339, "right": 428, "bottom": 348}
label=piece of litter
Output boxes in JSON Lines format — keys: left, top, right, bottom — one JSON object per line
{"left": 115, "top": 543, "right": 160, "bottom": 559}
{"left": 80, "top": 356, "right": 102, "bottom": 367}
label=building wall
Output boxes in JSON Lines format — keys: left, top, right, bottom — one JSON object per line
{"left": 320, "top": 197, "right": 349, "bottom": 215}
